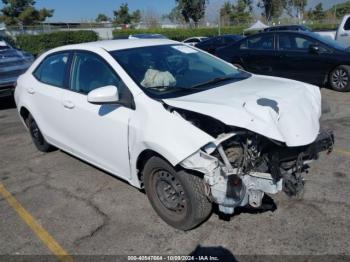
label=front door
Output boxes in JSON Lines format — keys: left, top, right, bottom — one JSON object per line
{"left": 275, "top": 33, "right": 332, "bottom": 85}
{"left": 61, "top": 51, "right": 133, "bottom": 179}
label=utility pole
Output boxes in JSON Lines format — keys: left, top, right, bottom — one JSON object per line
{"left": 218, "top": 9, "right": 221, "bottom": 36}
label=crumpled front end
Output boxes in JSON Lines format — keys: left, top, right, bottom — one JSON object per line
{"left": 180, "top": 130, "right": 334, "bottom": 215}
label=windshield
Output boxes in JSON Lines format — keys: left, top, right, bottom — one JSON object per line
{"left": 110, "top": 44, "right": 250, "bottom": 98}
{"left": 309, "top": 32, "right": 348, "bottom": 50}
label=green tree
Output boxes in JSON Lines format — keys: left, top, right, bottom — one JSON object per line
{"left": 308, "top": 3, "right": 325, "bottom": 21}
{"left": 176, "top": 0, "right": 207, "bottom": 27}
{"left": 95, "top": 13, "right": 110, "bottom": 23}
{"left": 131, "top": 10, "right": 141, "bottom": 24}
{"left": 0, "top": 0, "right": 54, "bottom": 26}
{"left": 220, "top": 2, "right": 233, "bottom": 26}
{"left": 113, "top": 3, "right": 141, "bottom": 25}
{"left": 327, "top": 1, "right": 350, "bottom": 19}
{"left": 231, "top": 0, "right": 252, "bottom": 24}
{"left": 114, "top": 3, "right": 131, "bottom": 25}
{"left": 165, "top": 5, "right": 185, "bottom": 24}
{"left": 257, "top": 0, "right": 284, "bottom": 22}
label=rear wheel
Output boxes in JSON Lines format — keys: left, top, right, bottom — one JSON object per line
{"left": 329, "top": 65, "right": 350, "bottom": 92}
{"left": 27, "top": 115, "right": 53, "bottom": 152}
{"left": 143, "top": 156, "right": 212, "bottom": 230}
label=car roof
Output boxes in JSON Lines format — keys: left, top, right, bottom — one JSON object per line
{"left": 49, "top": 39, "right": 179, "bottom": 53}
{"left": 130, "top": 33, "right": 167, "bottom": 39}
{"left": 247, "top": 31, "right": 314, "bottom": 37}
{"left": 186, "top": 36, "right": 207, "bottom": 39}
{"left": 264, "top": 25, "right": 312, "bottom": 33}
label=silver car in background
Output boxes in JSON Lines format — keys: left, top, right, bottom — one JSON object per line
{"left": 0, "top": 39, "right": 34, "bottom": 98}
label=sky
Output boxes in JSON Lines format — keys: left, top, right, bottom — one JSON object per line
{"left": 0, "top": 0, "right": 348, "bottom": 22}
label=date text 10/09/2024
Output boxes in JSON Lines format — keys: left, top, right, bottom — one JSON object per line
{"left": 127, "top": 256, "right": 220, "bottom": 261}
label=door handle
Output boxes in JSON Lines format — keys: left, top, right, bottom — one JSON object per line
{"left": 63, "top": 100, "right": 75, "bottom": 109}
{"left": 26, "top": 87, "right": 35, "bottom": 94}
{"left": 340, "top": 33, "right": 348, "bottom": 37}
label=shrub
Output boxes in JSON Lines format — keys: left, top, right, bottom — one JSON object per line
{"left": 308, "top": 23, "right": 338, "bottom": 31}
{"left": 16, "top": 30, "right": 99, "bottom": 55}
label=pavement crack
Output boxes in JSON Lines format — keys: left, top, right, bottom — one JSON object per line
{"left": 43, "top": 182, "right": 110, "bottom": 247}
{"left": 72, "top": 197, "right": 109, "bottom": 246}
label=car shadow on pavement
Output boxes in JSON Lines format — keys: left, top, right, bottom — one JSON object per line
{"left": 0, "top": 96, "right": 16, "bottom": 110}
{"left": 214, "top": 194, "right": 277, "bottom": 222}
{"left": 190, "top": 245, "right": 237, "bottom": 262}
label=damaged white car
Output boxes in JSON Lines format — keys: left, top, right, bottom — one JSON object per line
{"left": 15, "top": 39, "right": 334, "bottom": 230}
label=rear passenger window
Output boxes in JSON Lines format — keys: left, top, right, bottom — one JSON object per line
{"left": 33, "top": 53, "right": 69, "bottom": 88}
{"left": 242, "top": 35, "right": 274, "bottom": 50}
{"left": 279, "top": 35, "right": 293, "bottom": 50}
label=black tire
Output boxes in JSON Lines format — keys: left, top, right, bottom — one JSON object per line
{"left": 27, "top": 115, "right": 53, "bottom": 152}
{"left": 143, "top": 156, "right": 212, "bottom": 230}
{"left": 329, "top": 65, "right": 350, "bottom": 92}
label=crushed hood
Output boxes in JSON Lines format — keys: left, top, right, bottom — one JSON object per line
{"left": 164, "top": 75, "right": 322, "bottom": 147}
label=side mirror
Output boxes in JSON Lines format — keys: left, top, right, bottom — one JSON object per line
{"left": 87, "top": 85, "right": 119, "bottom": 105}
{"left": 309, "top": 44, "right": 320, "bottom": 54}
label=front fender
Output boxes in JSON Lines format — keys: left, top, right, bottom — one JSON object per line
{"left": 127, "top": 94, "right": 215, "bottom": 187}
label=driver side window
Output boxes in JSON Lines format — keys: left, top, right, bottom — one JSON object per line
{"left": 70, "top": 52, "right": 123, "bottom": 94}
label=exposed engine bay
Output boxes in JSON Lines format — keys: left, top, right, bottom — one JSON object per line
{"left": 169, "top": 106, "right": 334, "bottom": 215}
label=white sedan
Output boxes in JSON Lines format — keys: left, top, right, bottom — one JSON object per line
{"left": 15, "top": 39, "right": 333, "bottom": 230}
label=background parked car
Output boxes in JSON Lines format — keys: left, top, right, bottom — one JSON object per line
{"left": 128, "top": 34, "right": 168, "bottom": 39}
{"left": 216, "top": 31, "right": 350, "bottom": 92}
{"left": 0, "top": 39, "right": 34, "bottom": 97}
{"left": 195, "top": 34, "right": 243, "bottom": 54}
{"left": 182, "top": 36, "right": 208, "bottom": 46}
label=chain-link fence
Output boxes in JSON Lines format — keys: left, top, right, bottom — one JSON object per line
{"left": 3, "top": 17, "right": 342, "bottom": 41}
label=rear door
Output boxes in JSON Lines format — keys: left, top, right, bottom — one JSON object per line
{"left": 238, "top": 33, "right": 278, "bottom": 76}
{"left": 30, "top": 52, "right": 71, "bottom": 147}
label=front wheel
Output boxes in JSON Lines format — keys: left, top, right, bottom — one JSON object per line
{"left": 329, "top": 65, "right": 350, "bottom": 92}
{"left": 143, "top": 157, "right": 212, "bottom": 230}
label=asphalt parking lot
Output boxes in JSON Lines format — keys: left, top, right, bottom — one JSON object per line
{"left": 0, "top": 88, "right": 350, "bottom": 260}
